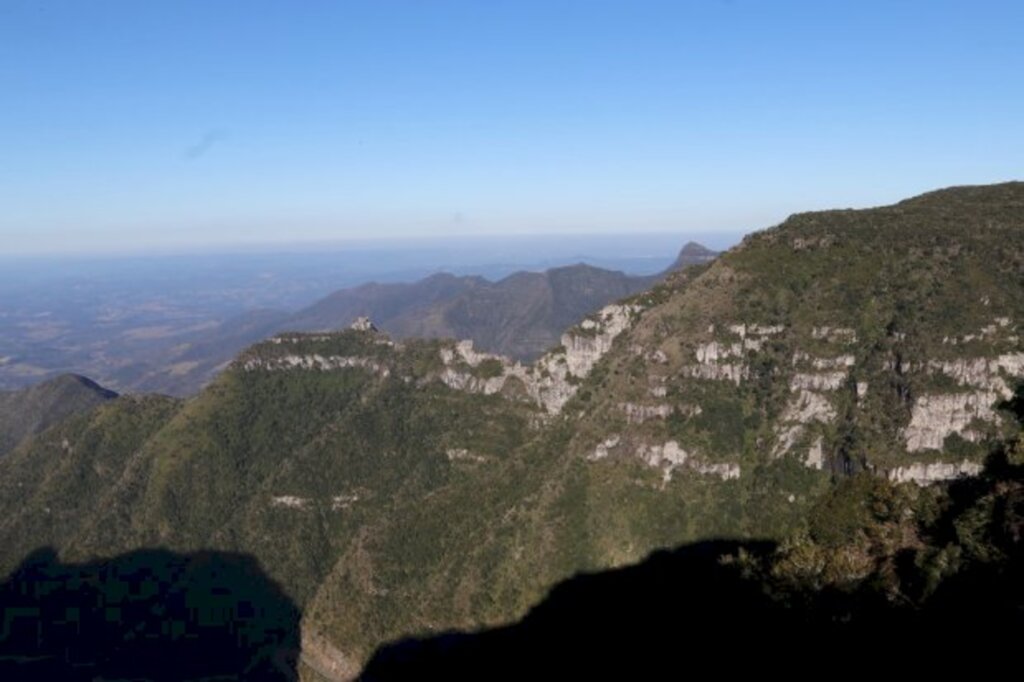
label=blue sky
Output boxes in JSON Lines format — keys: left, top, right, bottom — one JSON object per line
{"left": 1, "top": 0, "right": 1022, "bottom": 255}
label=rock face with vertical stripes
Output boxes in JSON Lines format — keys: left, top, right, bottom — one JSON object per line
{"left": 436, "top": 303, "right": 640, "bottom": 414}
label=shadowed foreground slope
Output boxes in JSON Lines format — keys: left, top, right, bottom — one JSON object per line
{"left": 0, "top": 548, "right": 299, "bottom": 681}
{"left": 362, "top": 413, "right": 1024, "bottom": 681}
{"left": 360, "top": 531, "right": 1023, "bottom": 680}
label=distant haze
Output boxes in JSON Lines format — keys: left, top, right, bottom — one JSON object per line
{"left": 0, "top": 232, "right": 742, "bottom": 300}
{"left": 0, "top": 232, "right": 724, "bottom": 393}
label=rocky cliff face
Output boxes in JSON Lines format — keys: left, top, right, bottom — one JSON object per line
{"left": 242, "top": 261, "right": 1021, "bottom": 496}
{"left": 435, "top": 303, "right": 640, "bottom": 413}
{"left": 901, "top": 351, "right": 1024, "bottom": 452}
{"left": 560, "top": 183, "right": 1024, "bottom": 492}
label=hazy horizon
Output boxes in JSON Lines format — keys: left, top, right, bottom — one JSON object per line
{"left": 0, "top": 228, "right": 745, "bottom": 261}
{"left": 0, "top": 227, "right": 731, "bottom": 393}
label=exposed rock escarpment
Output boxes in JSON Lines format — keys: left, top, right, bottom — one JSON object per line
{"left": 241, "top": 354, "right": 391, "bottom": 376}
{"left": 238, "top": 304, "right": 640, "bottom": 417}
{"left": 887, "top": 461, "right": 984, "bottom": 485}
{"left": 902, "top": 350, "right": 1024, "bottom": 452}
{"left": 437, "top": 303, "right": 640, "bottom": 413}
{"left": 589, "top": 436, "right": 740, "bottom": 483}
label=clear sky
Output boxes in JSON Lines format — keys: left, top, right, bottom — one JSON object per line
{"left": 1, "top": 0, "right": 1022, "bottom": 255}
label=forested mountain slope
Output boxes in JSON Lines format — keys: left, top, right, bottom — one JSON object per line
{"left": 0, "top": 184, "right": 1021, "bottom": 679}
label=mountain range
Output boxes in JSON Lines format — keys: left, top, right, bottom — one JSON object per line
{"left": 0, "top": 184, "right": 1022, "bottom": 679}
{"left": 126, "top": 241, "right": 718, "bottom": 395}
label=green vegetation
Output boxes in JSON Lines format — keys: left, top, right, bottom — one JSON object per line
{"left": 0, "top": 183, "right": 1021, "bottom": 673}
{"left": 763, "top": 431, "right": 1024, "bottom": 613}
{"left": 472, "top": 357, "right": 506, "bottom": 379}
{"left": 0, "top": 395, "right": 181, "bottom": 566}
{"left": 0, "top": 374, "right": 117, "bottom": 457}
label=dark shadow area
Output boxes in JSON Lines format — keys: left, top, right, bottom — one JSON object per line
{"left": 361, "top": 535, "right": 1023, "bottom": 680}
{"left": 0, "top": 548, "right": 299, "bottom": 681}
{"left": 999, "top": 381, "right": 1024, "bottom": 423}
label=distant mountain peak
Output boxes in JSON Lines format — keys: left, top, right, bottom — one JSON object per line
{"left": 667, "top": 241, "right": 718, "bottom": 271}
{"left": 49, "top": 373, "right": 119, "bottom": 399}
{"left": 0, "top": 373, "right": 118, "bottom": 457}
